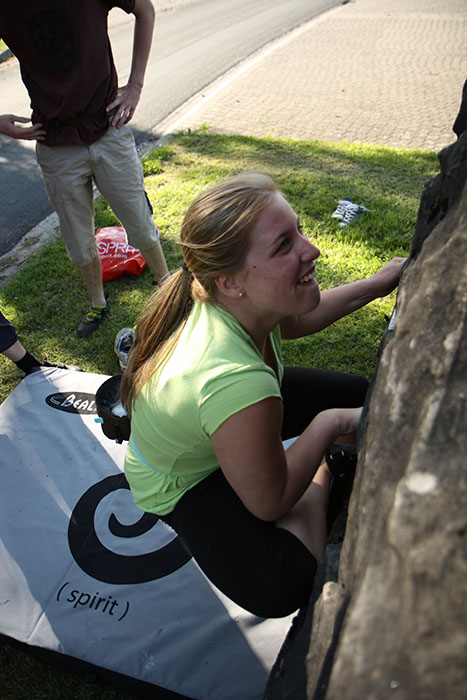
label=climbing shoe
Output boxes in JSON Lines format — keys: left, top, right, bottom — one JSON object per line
{"left": 77, "top": 301, "right": 109, "bottom": 338}
{"left": 326, "top": 444, "right": 358, "bottom": 536}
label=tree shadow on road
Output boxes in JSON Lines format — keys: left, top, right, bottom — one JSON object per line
{"left": 0, "top": 135, "right": 51, "bottom": 253}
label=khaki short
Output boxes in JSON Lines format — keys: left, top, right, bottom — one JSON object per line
{"left": 36, "top": 125, "right": 159, "bottom": 267}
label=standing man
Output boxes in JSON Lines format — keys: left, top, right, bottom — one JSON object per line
{"left": 0, "top": 1, "right": 169, "bottom": 338}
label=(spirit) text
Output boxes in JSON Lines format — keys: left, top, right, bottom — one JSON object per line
{"left": 57, "top": 582, "right": 129, "bottom": 621}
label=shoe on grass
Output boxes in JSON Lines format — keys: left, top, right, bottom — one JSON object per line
{"left": 77, "top": 301, "right": 109, "bottom": 339}
{"left": 332, "top": 197, "right": 352, "bottom": 219}
{"left": 339, "top": 202, "right": 370, "bottom": 227}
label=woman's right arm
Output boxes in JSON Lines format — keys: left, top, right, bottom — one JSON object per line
{"left": 210, "top": 398, "right": 361, "bottom": 522}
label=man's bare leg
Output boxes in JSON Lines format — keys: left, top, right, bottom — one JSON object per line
{"left": 3, "top": 340, "right": 28, "bottom": 363}
{"left": 79, "top": 254, "right": 107, "bottom": 307}
{"left": 77, "top": 254, "right": 108, "bottom": 337}
{"left": 141, "top": 240, "right": 169, "bottom": 283}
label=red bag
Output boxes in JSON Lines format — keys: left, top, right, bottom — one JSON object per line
{"left": 95, "top": 226, "right": 147, "bottom": 281}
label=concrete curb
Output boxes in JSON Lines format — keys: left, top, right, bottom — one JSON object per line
{"left": 0, "top": 213, "right": 60, "bottom": 287}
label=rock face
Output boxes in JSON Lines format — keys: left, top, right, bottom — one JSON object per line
{"left": 264, "top": 82, "right": 467, "bottom": 700}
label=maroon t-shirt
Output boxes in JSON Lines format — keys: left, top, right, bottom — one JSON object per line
{"left": 0, "top": 0, "right": 135, "bottom": 146}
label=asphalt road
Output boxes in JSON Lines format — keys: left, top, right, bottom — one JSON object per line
{"left": 0, "top": 0, "right": 340, "bottom": 256}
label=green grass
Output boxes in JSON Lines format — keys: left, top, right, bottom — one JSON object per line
{"left": 0, "top": 638, "right": 134, "bottom": 700}
{"left": 0, "top": 130, "right": 437, "bottom": 697}
{"left": 0, "top": 129, "right": 437, "bottom": 404}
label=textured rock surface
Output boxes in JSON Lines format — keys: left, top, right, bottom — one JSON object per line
{"left": 264, "top": 83, "right": 467, "bottom": 700}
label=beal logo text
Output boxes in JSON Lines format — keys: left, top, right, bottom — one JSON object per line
{"left": 46, "top": 392, "right": 97, "bottom": 414}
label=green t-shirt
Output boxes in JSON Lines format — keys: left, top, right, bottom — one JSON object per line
{"left": 125, "top": 302, "right": 283, "bottom": 515}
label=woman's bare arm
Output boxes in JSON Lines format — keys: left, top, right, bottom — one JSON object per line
{"left": 281, "top": 257, "right": 405, "bottom": 339}
{"left": 210, "top": 397, "right": 361, "bottom": 521}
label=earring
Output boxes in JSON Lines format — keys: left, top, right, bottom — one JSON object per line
{"left": 238, "top": 291, "right": 244, "bottom": 297}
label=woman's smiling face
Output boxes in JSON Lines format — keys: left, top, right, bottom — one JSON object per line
{"left": 237, "top": 191, "right": 321, "bottom": 323}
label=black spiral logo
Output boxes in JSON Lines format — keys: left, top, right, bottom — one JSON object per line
{"left": 68, "top": 474, "right": 191, "bottom": 584}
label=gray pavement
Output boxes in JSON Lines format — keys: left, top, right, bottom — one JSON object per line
{"left": 1, "top": 0, "right": 466, "bottom": 285}
{"left": 163, "top": 0, "right": 466, "bottom": 151}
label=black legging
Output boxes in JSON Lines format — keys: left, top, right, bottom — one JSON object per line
{"left": 161, "top": 367, "right": 369, "bottom": 618}
{"left": 0, "top": 310, "right": 18, "bottom": 353}
{"left": 280, "top": 366, "right": 369, "bottom": 439}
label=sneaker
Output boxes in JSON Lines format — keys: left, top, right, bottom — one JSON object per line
{"left": 114, "top": 327, "right": 135, "bottom": 371}
{"left": 339, "top": 202, "right": 370, "bottom": 227}
{"left": 332, "top": 197, "right": 352, "bottom": 219}
{"left": 77, "top": 301, "right": 109, "bottom": 338}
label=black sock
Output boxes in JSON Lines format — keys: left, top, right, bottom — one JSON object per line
{"left": 15, "top": 351, "right": 41, "bottom": 374}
